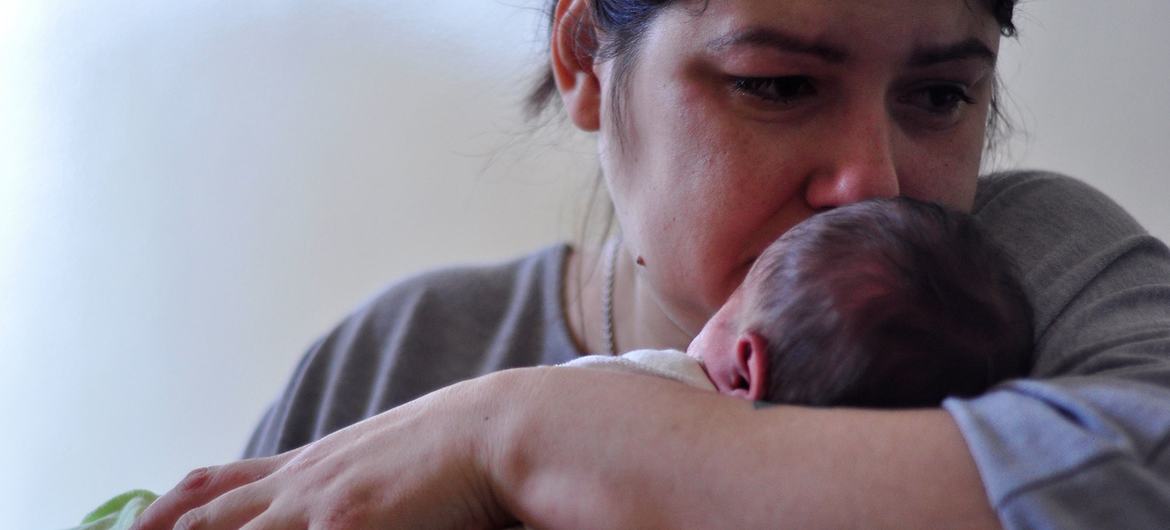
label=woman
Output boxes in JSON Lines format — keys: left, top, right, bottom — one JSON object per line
{"left": 134, "top": 0, "right": 1170, "bottom": 528}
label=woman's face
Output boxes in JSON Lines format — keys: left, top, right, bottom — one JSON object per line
{"left": 596, "top": 0, "right": 1001, "bottom": 334}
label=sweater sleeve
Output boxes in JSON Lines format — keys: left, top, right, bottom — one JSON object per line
{"left": 944, "top": 171, "right": 1170, "bottom": 529}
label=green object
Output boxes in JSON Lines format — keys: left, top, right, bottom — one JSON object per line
{"left": 67, "top": 490, "right": 158, "bottom": 530}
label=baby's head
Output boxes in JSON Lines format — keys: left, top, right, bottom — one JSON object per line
{"left": 687, "top": 197, "right": 1033, "bottom": 407}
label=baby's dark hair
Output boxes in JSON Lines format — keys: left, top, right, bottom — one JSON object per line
{"left": 741, "top": 197, "right": 1033, "bottom": 408}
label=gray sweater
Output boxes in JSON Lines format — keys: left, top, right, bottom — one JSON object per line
{"left": 244, "top": 171, "right": 1170, "bottom": 529}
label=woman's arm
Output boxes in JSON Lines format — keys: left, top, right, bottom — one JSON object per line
{"left": 494, "top": 367, "right": 1001, "bottom": 529}
{"left": 135, "top": 366, "right": 999, "bottom": 530}
{"left": 136, "top": 359, "right": 1170, "bottom": 529}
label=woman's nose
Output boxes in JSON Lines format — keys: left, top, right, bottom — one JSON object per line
{"left": 803, "top": 107, "right": 900, "bottom": 210}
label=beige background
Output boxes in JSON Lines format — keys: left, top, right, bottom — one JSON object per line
{"left": 2, "top": 1, "right": 1168, "bottom": 528}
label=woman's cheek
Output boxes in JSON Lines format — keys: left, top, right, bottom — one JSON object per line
{"left": 900, "top": 136, "right": 982, "bottom": 211}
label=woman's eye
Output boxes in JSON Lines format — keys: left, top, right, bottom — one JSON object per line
{"left": 900, "top": 84, "right": 976, "bottom": 116}
{"left": 731, "top": 76, "right": 815, "bottom": 105}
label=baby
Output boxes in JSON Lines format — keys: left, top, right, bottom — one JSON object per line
{"left": 569, "top": 197, "right": 1034, "bottom": 407}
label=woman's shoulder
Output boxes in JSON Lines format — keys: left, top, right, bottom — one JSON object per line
{"left": 355, "top": 242, "right": 571, "bottom": 324}
{"left": 973, "top": 170, "right": 1152, "bottom": 265}
{"left": 972, "top": 170, "right": 1170, "bottom": 377}
{"left": 974, "top": 170, "right": 1146, "bottom": 238}
{"left": 244, "top": 243, "right": 579, "bottom": 456}
{"left": 334, "top": 242, "right": 579, "bottom": 370}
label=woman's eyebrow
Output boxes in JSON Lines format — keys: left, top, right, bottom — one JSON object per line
{"left": 705, "top": 27, "right": 847, "bottom": 64}
{"left": 908, "top": 38, "right": 997, "bottom": 67}
{"left": 705, "top": 28, "right": 996, "bottom": 69}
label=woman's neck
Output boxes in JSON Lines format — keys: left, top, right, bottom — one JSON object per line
{"left": 563, "top": 242, "right": 693, "bottom": 356}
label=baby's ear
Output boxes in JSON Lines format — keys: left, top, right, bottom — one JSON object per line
{"left": 735, "top": 332, "right": 770, "bottom": 402}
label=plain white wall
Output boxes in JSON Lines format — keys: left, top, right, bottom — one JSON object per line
{"left": 2, "top": 1, "right": 1167, "bottom": 528}
{"left": 994, "top": 0, "right": 1170, "bottom": 237}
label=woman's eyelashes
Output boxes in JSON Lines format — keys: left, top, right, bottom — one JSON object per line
{"left": 731, "top": 76, "right": 816, "bottom": 105}
{"left": 728, "top": 75, "right": 978, "bottom": 127}
{"left": 899, "top": 83, "right": 976, "bottom": 116}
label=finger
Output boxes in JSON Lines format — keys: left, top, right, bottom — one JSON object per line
{"left": 132, "top": 454, "right": 289, "bottom": 530}
{"left": 171, "top": 481, "right": 271, "bottom": 530}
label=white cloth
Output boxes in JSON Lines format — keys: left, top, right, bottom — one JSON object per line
{"left": 563, "top": 348, "right": 716, "bottom": 392}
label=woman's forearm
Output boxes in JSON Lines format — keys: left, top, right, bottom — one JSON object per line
{"left": 488, "top": 367, "right": 1002, "bottom": 529}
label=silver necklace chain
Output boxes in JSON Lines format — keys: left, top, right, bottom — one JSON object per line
{"left": 601, "top": 237, "right": 619, "bottom": 355}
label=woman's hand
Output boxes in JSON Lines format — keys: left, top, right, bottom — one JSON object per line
{"left": 131, "top": 370, "right": 524, "bottom": 530}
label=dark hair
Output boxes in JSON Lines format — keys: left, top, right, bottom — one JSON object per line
{"left": 742, "top": 197, "right": 1033, "bottom": 407}
{"left": 526, "top": 0, "right": 1018, "bottom": 148}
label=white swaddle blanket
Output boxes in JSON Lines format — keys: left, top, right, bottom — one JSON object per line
{"left": 563, "top": 348, "right": 716, "bottom": 392}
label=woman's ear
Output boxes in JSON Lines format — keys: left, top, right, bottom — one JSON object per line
{"left": 735, "top": 332, "right": 770, "bottom": 402}
{"left": 551, "top": 0, "right": 602, "bottom": 131}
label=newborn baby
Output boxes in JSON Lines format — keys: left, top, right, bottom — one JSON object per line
{"left": 569, "top": 197, "right": 1034, "bottom": 407}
